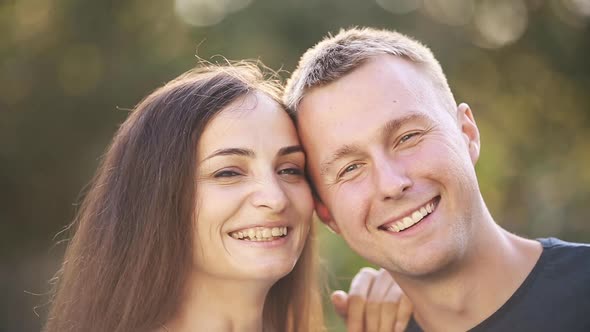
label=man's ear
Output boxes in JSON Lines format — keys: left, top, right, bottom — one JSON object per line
{"left": 458, "top": 103, "right": 480, "bottom": 165}
{"left": 314, "top": 198, "right": 340, "bottom": 234}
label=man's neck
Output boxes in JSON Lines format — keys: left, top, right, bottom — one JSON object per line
{"left": 164, "top": 273, "right": 271, "bottom": 332}
{"left": 393, "top": 221, "right": 543, "bottom": 332}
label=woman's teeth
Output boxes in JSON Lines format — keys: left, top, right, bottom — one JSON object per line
{"left": 387, "top": 202, "right": 435, "bottom": 232}
{"left": 229, "top": 227, "right": 288, "bottom": 241}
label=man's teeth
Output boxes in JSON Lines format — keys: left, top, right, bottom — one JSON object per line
{"left": 387, "top": 202, "right": 434, "bottom": 232}
{"left": 229, "top": 227, "right": 288, "bottom": 241}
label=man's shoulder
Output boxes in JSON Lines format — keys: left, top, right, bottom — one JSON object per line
{"left": 538, "top": 237, "right": 590, "bottom": 250}
{"left": 537, "top": 237, "right": 590, "bottom": 263}
{"left": 536, "top": 237, "right": 590, "bottom": 273}
{"left": 465, "top": 237, "right": 590, "bottom": 331}
{"left": 406, "top": 238, "right": 590, "bottom": 332}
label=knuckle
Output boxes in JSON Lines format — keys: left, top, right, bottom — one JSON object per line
{"left": 359, "top": 267, "right": 378, "bottom": 275}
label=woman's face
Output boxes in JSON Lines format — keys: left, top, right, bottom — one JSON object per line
{"left": 193, "top": 92, "right": 313, "bottom": 282}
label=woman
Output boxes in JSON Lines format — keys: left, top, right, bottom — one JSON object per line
{"left": 44, "top": 62, "right": 406, "bottom": 332}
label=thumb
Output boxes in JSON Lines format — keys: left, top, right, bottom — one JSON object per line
{"left": 331, "top": 290, "right": 349, "bottom": 320}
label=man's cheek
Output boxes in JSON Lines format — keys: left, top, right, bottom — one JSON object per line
{"left": 333, "top": 206, "right": 361, "bottom": 235}
{"left": 338, "top": 184, "right": 370, "bottom": 219}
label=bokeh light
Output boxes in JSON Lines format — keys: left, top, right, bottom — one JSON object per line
{"left": 375, "top": 0, "right": 422, "bottom": 14}
{"left": 471, "top": 0, "right": 528, "bottom": 49}
{"left": 13, "top": 0, "right": 54, "bottom": 42}
{"left": 422, "top": 0, "right": 474, "bottom": 26}
{"left": 563, "top": 0, "right": 590, "bottom": 17}
{"left": 551, "top": 0, "right": 590, "bottom": 28}
{"left": 174, "top": 0, "right": 253, "bottom": 26}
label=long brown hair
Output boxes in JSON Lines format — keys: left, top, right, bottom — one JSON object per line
{"left": 44, "top": 62, "right": 324, "bottom": 332}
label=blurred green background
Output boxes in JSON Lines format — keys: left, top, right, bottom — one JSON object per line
{"left": 1, "top": 0, "right": 589, "bottom": 330}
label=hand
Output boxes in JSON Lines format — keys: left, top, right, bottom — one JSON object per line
{"left": 333, "top": 267, "right": 413, "bottom": 332}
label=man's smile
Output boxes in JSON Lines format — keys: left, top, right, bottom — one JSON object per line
{"left": 379, "top": 197, "right": 440, "bottom": 233}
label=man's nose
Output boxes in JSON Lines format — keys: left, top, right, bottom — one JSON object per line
{"left": 373, "top": 156, "right": 413, "bottom": 201}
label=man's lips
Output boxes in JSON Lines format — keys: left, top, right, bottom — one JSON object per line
{"left": 379, "top": 197, "right": 440, "bottom": 232}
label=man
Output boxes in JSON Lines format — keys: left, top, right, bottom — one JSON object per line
{"left": 285, "top": 27, "right": 590, "bottom": 331}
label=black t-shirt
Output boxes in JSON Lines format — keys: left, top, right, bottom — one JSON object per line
{"left": 406, "top": 238, "right": 590, "bottom": 332}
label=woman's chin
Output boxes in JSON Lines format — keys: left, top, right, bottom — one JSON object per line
{"left": 234, "top": 259, "right": 298, "bottom": 282}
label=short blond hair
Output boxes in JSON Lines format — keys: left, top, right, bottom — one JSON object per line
{"left": 284, "top": 27, "right": 455, "bottom": 114}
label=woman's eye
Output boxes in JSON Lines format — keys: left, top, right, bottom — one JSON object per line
{"left": 278, "top": 167, "right": 303, "bottom": 176}
{"left": 214, "top": 170, "right": 241, "bottom": 178}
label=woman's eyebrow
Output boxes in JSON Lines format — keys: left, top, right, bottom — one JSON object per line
{"left": 202, "top": 145, "right": 303, "bottom": 162}
{"left": 202, "top": 148, "right": 255, "bottom": 162}
{"left": 278, "top": 145, "right": 304, "bottom": 156}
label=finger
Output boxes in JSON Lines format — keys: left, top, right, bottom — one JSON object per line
{"left": 349, "top": 267, "right": 378, "bottom": 297}
{"left": 365, "top": 301, "right": 381, "bottom": 331}
{"left": 378, "top": 279, "right": 402, "bottom": 332}
{"left": 348, "top": 268, "right": 378, "bottom": 332}
{"left": 368, "top": 269, "right": 396, "bottom": 302}
{"left": 347, "top": 295, "right": 366, "bottom": 332}
{"left": 380, "top": 270, "right": 402, "bottom": 332}
{"left": 378, "top": 301, "right": 398, "bottom": 332}
{"left": 394, "top": 294, "right": 414, "bottom": 332}
{"left": 382, "top": 276, "right": 403, "bottom": 303}
{"left": 331, "top": 290, "right": 349, "bottom": 320}
{"left": 367, "top": 269, "right": 396, "bottom": 332}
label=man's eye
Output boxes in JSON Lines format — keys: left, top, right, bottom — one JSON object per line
{"left": 214, "top": 170, "right": 241, "bottom": 178}
{"left": 400, "top": 132, "right": 419, "bottom": 144}
{"left": 339, "top": 163, "right": 360, "bottom": 177}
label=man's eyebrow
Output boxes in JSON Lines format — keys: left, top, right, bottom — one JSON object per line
{"left": 278, "top": 145, "right": 304, "bottom": 156}
{"left": 379, "top": 113, "right": 430, "bottom": 140}
{"left": 202, "top": 148, "right": 254, "bottom": 162}
{"left": 319, "top": 113, "right": 430, "bottom": 176}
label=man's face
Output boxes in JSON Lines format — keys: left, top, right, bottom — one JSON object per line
{"left": 297, "top": 55, "right": 482, "bottom": 277}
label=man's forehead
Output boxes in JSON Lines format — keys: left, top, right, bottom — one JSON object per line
{"left": 301, "top": 59, "right": 428, "bottom": 106}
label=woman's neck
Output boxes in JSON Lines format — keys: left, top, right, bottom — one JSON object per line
{"left": 164, "top": 272, "right": 274, "bottom": 332}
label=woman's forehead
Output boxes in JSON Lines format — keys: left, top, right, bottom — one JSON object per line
{"left": 197, "top": 92, "right": 299, "bottom": 157}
